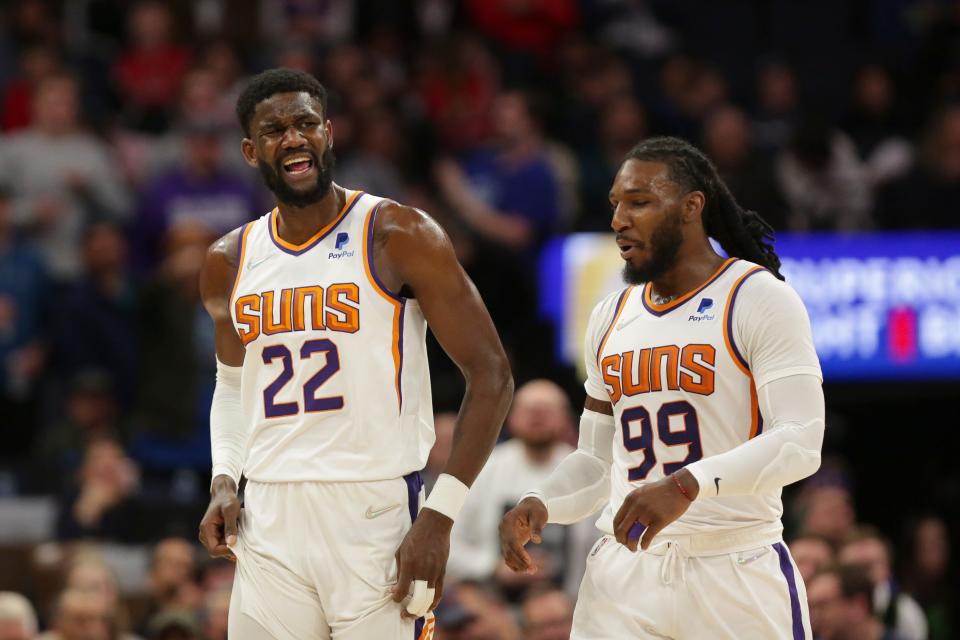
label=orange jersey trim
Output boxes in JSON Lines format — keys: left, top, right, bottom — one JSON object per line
{"left": 596, "top": 287, "right": 634, "bottom": 367}
{"left": 642, "top": 257, "right": 737, "bottom": 315}
{"left": 362, "top": 199, "right": 405, "bottom": 412}
{"left": 229, "top": 222, "right": 254, "bottom": 309}
{"left": 269, "top": 189, "right": 363, "bottom": 253}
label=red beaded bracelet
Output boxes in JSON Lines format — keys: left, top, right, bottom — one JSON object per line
{"left": 672, "top": 473, "right": 693, "bottom": 501}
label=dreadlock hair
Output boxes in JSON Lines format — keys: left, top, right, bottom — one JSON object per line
{"left": 625, "top": 136, "right": 784, "bottom": 280}
{"left": 235, "top": 68, "right": 328, "bottom": 137}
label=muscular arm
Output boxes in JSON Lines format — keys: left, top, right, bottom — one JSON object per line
{"left": 376, "top": 203, "right": 513, "bottom": 612}
{"left": 375, "top": 203, "right": 514, "bottom": 493}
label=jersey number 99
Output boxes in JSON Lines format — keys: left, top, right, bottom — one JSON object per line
{"left": 621, "top": 400, "right": 703, "bottom": 481}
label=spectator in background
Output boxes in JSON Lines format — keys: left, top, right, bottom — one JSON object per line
{"left": 435, "top": 90, "right": 560, "bottom": 255}
{"left": 903, "top": 517, "right": 954, "bottom": 640}
{"left": 131, "top": 222, "right": 213, "bottom": 462}
{"left": 877, "top": 106, "right": 960, "bottom": 229}
{"left": 134, "top": 118, "right": 258, "bottom": 269}
{"left": 702, "top": 104, "right": 787, "bottom": 230}
{"left": 0, "top": 592, "right": 38, "bottom": 640}
{"left": 577, "top": 94, "right": 646, "bottom": 230}
{"left": 841, "top": 64, "right": 913, "bottom": 188}
{"left": 56, "top": 439, "right": 142, "bottom": 543}
{"left": 0, "top": 73, "right": 131, "bottom": 280}
{"left": 64, "top": 554, "right": 139, "bottom": 640}
{"left": 752, "top": 60, "right": 801, "bottom": 154}
{"left": 200, "top": 588, "right": 230, "bottom": 640}
{"left": 521, "top": 586, "right": 574, "bottom": 640}
{"left": 839, "top": 526, "right": 928, "bottom": 640}
{"left": 39, "top": 589, "right": 112, "bottom": 640}
{"left": 797, "top": 481, "right": 857, "bottom": 546}
{"left": 449, "top": 379, "right": 593, "bottom": 599}
{"left": 112, "top": 1, "right": 190, "bottom": 132}
{"left": 1, "top": 43, "right": 60, "bottom": 131}
{"left": 776, "top": 115, "right": 872, "bottom": 231}
{"left": 789, "top": 533, "right": 835, "bottom": 585}
{"left": 337, "top": 106, "right": 406, "bottom": 201}
{"left": 146, "top": 539, "right": 199, "bottom": 622}
{"left": 808, "top": 564, "right": 907, "bottom": 640}
{"left": 0, "top": 184, "right": 48, "bottom": 458}
{"left": 143, "top": 610, "right": 199, "bottom": 640}
{"left": 51, "top": 222, "right": 137, "bottom": 403}
{"left": 417, "top": 36, "right": 499, "bottom": 153}
{"left": 34, "top": 370, "right": 122, "bottom": 485}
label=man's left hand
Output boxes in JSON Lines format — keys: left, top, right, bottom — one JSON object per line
{"left": 391, "top": 508, "right": 452, "bottom": 617}
{"left": 613, "top": 470, "right": 699, "bottom": 552}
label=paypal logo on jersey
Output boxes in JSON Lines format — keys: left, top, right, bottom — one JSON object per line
{"left": 689, "top": 297, "right": 716, "bottom": 322}
{"left": 329, "top": 232, "right": 355, "bottom": 259}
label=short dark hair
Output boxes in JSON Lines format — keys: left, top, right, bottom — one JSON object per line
{"left": 235, "top": 68, "right": 328, "bottom": 137}
{"left": 814, "top": 563, "right": 875, "bottom": 604}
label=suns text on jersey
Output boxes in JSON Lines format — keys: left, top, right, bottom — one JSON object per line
{"left": 234, "top": 283, "right": 360, "bottom": 345}
{"left": 601, "top": 344, "right": 716, "bottom": 404}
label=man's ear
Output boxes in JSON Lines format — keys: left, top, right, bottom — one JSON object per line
{"left": 325, "top": 120, "right": 334, "bottom": 150}
{"left": 241, "top": 138, "right": 258, "bottom": 168}
{"left": 683, "top": 191, "right": 705, "bottom": 224}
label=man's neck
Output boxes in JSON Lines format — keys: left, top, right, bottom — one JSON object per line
{"left": 275, "top": 185, "right": 344, "bottom": 246}
{"left": 649, "top": 244, "right": 726, "bottom": 302}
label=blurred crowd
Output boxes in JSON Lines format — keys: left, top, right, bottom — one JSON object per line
{"left": 0, "top": 0, "right": 958, "bottom": 638}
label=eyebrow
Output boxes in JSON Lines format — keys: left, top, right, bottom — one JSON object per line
{"left": 609, "top": 187, "right": 651, "bottom": 198}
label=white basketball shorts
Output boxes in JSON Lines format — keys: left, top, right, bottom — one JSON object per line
{"left": 228, "top": 472, "right": 434, "bottom": 639}
{"left": 572, "top": 525, "right": 812, "bottom": 639}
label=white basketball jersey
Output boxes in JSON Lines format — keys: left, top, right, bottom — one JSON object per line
{"left": 590, "top": 258, "right": 785, "bottom": 536}
{"left": 230, "top": 190, "right": 434, "bottom": 482}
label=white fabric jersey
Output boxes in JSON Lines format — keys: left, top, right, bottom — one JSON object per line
{"left": 229, "top": 190, "right": 434, "bottom": 482}
{"left": 586, "top": 258, "right": 821, "bottom": 536}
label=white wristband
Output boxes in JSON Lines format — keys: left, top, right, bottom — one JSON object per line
{"left": 422, "top": 473, "right": 469, "bottom": 521}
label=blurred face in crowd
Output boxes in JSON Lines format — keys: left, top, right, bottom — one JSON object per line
{"left": 242, "top": 91, "right": 336, "bottom": 208}
{"left": 932, "top": 108, "right": 960, "bottom": 180}
{"left": 130, "top": 1, "right": 173, "bottom": 49}
{"left": 758, "top": 63, "right": 798, "bottom": 114}
{"left": 493, "top": 92, "right": 536, "bottom": 147}
{"left": 801, "top": 486, "right": 856, "bottom": 544}
{"left": 855, "top": 65, "right": 893, "bottom": 115}
{"left": 914, "top": 517, "right": 949, "bottom": 577}
{"left": 507, "top": 380, "right": 571, "bottom": 450}
{"left": 0, "top": 619, "right": 30, "bottom": 640}
{"left": 704, "top": 106, "right": 750, "bottom": 169}
{"left": 600, "top": 96, "right": 646, "bottom": 153}
{"left": 83, "top": 223, "right": 128, "bottom": 277}
{"left": 203, "top": 587, "right": 231, "bottom": 640}
{"left": 33, "top": 75, "right": 79, "bottom": 134}
{"left": 81, "top": 440, "right": 137, "bottom": 493}
{"left": 185, "top": 132, "right": 222, "bottom": 176}
{"left": 839, "top": 537, "right": 889, "bottom": 585}
{"left": 807, "top": 572, "right": 845, "bottom": 640}
{"left": 152, "top": 538, "right": 195, "bottom": 597}
{"left": 67, "top": 560, "right": 120, "bottom": 607}
{"left": 789, "top": 537, "right": 833, "bottom": 585}
{"left": 523, "top": 590, "right": 574, "bottom": 640}
{"left": 610, "top": 159, "right": 695, "bottom": 285}
{"left": 54, "top": 591, "right": 111, "bottom": 640}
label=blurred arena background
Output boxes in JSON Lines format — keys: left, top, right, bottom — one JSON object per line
{"left": 0, "top": 1, "right": 957, "bottom": 639}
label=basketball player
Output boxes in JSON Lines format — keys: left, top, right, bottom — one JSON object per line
{"left": 197, "top": 69, "right": 513, "bottom": 639}
{"left": 500, "top": 137, "right": 824, "bottom": 639}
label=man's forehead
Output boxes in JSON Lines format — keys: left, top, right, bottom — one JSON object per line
{"left": 613, "top": 159, "right": 675, "bottom": 193}
{"left": 253, "top": 91, "right": 323, "bottom": 122}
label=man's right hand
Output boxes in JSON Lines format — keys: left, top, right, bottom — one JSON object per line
{"left": 499, "top": 496, "right": 548, "bottom": 574}
{"left": 199, "top": 475, "right": 240, "bottom": 560}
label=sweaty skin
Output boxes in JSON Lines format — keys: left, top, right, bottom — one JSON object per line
{"left": 197, "top": 90, "right": 514, "bottom": 614}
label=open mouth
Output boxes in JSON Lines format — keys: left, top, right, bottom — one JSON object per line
{"left": 616, "top": 238, "right": 642, "bottom": 259}
{"left": 281, "top": 153, "right": 316, "bottom": 176}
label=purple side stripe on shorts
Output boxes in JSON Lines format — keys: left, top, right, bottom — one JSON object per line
{"left": 403, "top": 471, "right": 423, "bottom": 523}
{"left": 773, "top": 542, "right": 805, "bottom": 640}
{"left": 414, "top": 616, "right": 424, "bottom": 640}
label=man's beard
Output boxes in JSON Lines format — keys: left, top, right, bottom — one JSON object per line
{"left": 622, "top": 213, "right": 683, "bottom": 285}
{"left": 259, "top": 147, "right": 336, "bottom": 208}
